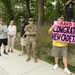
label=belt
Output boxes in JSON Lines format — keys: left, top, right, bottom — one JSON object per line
{"left": 27, "top": 35, "right": 36, "bottom": 36}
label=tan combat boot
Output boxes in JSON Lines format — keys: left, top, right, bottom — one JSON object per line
{"left": 26, "top": 57, "right": 30, "bottom": 62}
{"left": 34, "top": 58, "right": 37, "bottom": 63}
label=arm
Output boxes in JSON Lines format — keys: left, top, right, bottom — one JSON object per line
{"left": 0, "top": 30, "right": 3, "bottom": 33}
{"left": 23, "top": 25, "right": 28, "bottom": 37}
{"left": 3, "top": 25, "right": 8, "bottom": 33}
{"left": 29, "top": 32, "right": 36, "bottom": 36}
{"left": 66, "top": 0, "right": 72, "bottom": 5}
{"left": 48, "top": 25, "right": 54, "bottom": 34}
{"left": 8, "top": 26, "right": 11, "bottom": 37}
{"left": 25, "top": 25, "right": 37, "bottom": 36}
{"left": 8, "top": 26, "right": 10, "bottom": 35}
{"left": 12, "top": 26, "right": 17, "bottom": 36}
{"left": 28, "top": 26, "right": 37, "bottom": 36}
{"left": 0, "top": 26, "right": 3, "bottom": 33}
{"left": 24, "top": 26, "right": 27, "bottom": 34}
{"left": 73, "top": 0, "right": 75, "bottom": 5}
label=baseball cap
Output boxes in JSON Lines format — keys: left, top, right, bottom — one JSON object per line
{"left": 20, "top": 16, "right": 25, "bottom": 19}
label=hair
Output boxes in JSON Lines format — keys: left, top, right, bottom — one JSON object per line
{"left": 10, "top": 20, "right": 15, "bottom": 25}
{"left": 0, "top": 19, "right": 4, "bottom": 21}
{"left": 57, "top": 14, "right": 64, "bottom": 19}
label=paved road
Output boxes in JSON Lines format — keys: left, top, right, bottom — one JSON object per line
{"left": 0, "top": 46, "right": 75, "bottom": 75}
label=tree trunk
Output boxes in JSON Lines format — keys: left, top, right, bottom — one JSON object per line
{"left": 26, "top": 0, "right": 31, "bottom": 18}
{"left": 56, "top": 0, "right": 62, "bottom": 15}
{"left": 38, "top": 0, "right": 44, "bottom": 26}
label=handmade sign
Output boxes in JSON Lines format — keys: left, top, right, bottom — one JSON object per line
{"left": 52, "top": 21, "right": 75, "bottom": 44}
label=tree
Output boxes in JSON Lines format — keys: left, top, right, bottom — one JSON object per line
{"left": 26, "top": 0, "right": 31, "bottom": 18}
{"left": 0, "top": 0, "right": 14, "bottom": 20}
{"left": 0, "top": 0, "right": 68, "bottom": 26}
{"left": 38, "top": 0, "right": 44, "bottom": 26}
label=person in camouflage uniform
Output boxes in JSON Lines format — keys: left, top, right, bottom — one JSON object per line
{"left": 24, "top": 18, "right": 37, "bottom": 63}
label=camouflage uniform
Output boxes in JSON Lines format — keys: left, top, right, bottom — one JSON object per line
{"left": 25, "top": 24, "right": 37, "bottom": 59}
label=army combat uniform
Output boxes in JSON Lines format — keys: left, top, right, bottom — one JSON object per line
{"left": 25, "top": 24, "right": 37, "bottom": 62}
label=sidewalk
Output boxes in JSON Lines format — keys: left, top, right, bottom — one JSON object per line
{"left": 0, "top": 47, "right": 75, "bottom": 75}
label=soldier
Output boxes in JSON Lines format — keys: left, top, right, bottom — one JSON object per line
{"left": 24, "top": 18, "right": 37, "bottom": 63}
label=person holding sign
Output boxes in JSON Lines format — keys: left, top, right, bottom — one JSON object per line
{"left": 65, "top": 0, "right": 75, "bottom": 22}
{"left": 48, "top": 15, "right": 72, "bottom": 75}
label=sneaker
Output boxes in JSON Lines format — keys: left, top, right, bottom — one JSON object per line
{"left": 4, "top": 51, "right": 8, "bottom": 55}
{"left": 64, "top": 68, "right": 72, "bottom": 75}
{"left": 7, "top": 50, "right": 10, "bottom": 53}
{"left": 18, "top": 53, "right": 24, "bottom": 56}
{"left": 11, "top": 50, "right": 13, "bottom": 53}
{"left": 0, "top": 53, "right": 1, "bottom": 56}
{"left": 52, "top": 64, "right": 58, "bottom": 70}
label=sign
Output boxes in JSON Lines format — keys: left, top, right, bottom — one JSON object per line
{"left": 52, "top": 21, "right": 75, "bottom": 44}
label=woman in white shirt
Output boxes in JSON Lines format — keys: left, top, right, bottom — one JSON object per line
{"left": 8, "top": 20, "right": 16, "bottom": 52}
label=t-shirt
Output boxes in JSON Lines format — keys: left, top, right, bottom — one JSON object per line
{"left": 53, "top": 40, "right": 68, "bottom": 47}
{"left": 20, "top": 21, "right": 28, "bottom": 37}
{"left": 65, "top": 1, "right": 74, "bottom": 12}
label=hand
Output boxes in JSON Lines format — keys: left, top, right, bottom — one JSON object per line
{"left": 9, "top": 35, "right": 14, "bottom": 38}
{"left": 2, "top": 30, "right": 3, "bottom": 32}
{"left": 0, "top": 30, "right": 1, "bottom": 32}
{"left": 22, "top": 35, "right": 24, "bottom": 38}
{"left": 25, "top": 31, "right": 29, "bottom": 35}
{"left": 0, "top": 30, "right": 3, "bottom": 32}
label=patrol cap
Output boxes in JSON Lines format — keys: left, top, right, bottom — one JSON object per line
{"left": 29, "top": 18, "right": 34, "bottom": 21}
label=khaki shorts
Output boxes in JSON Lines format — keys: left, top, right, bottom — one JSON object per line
{"left": 51, "top": 46, "right": 67, "bottom": 57}
{"left": 21, "top": 38, "right": 27, "bottom": 46}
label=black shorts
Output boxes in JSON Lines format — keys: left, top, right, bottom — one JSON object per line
{"left": 0, "top": 38, "right": 8, "bottom": 46}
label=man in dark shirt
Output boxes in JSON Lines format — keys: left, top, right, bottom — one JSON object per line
{"left": 19, "top": 16, "right": 28, "bottom": 56}
{"left": 65, "top": 0, "right": 75, "bottom": 21}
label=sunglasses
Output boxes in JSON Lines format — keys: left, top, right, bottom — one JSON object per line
{"left": 60, "top": 17, "right": 64, "bottom": 19}
{"left": 29, "top": 20, "right": 33, "bottom": 21}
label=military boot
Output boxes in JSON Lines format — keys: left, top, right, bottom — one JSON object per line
{"left": 34, "top": 58, "right": 37, "bottom": 63}
{"left": 26, "top": 57, "right": 30, "bottom": 62}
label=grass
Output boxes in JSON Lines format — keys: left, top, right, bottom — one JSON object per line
{"left": 42, "top": 55, "right": 75, "bottom": 73}
{"left": 14, "top": 33, "right": 21, "bottom": 51}
{"left": 15, "top": 25, "right": 75, "bottom": 73}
